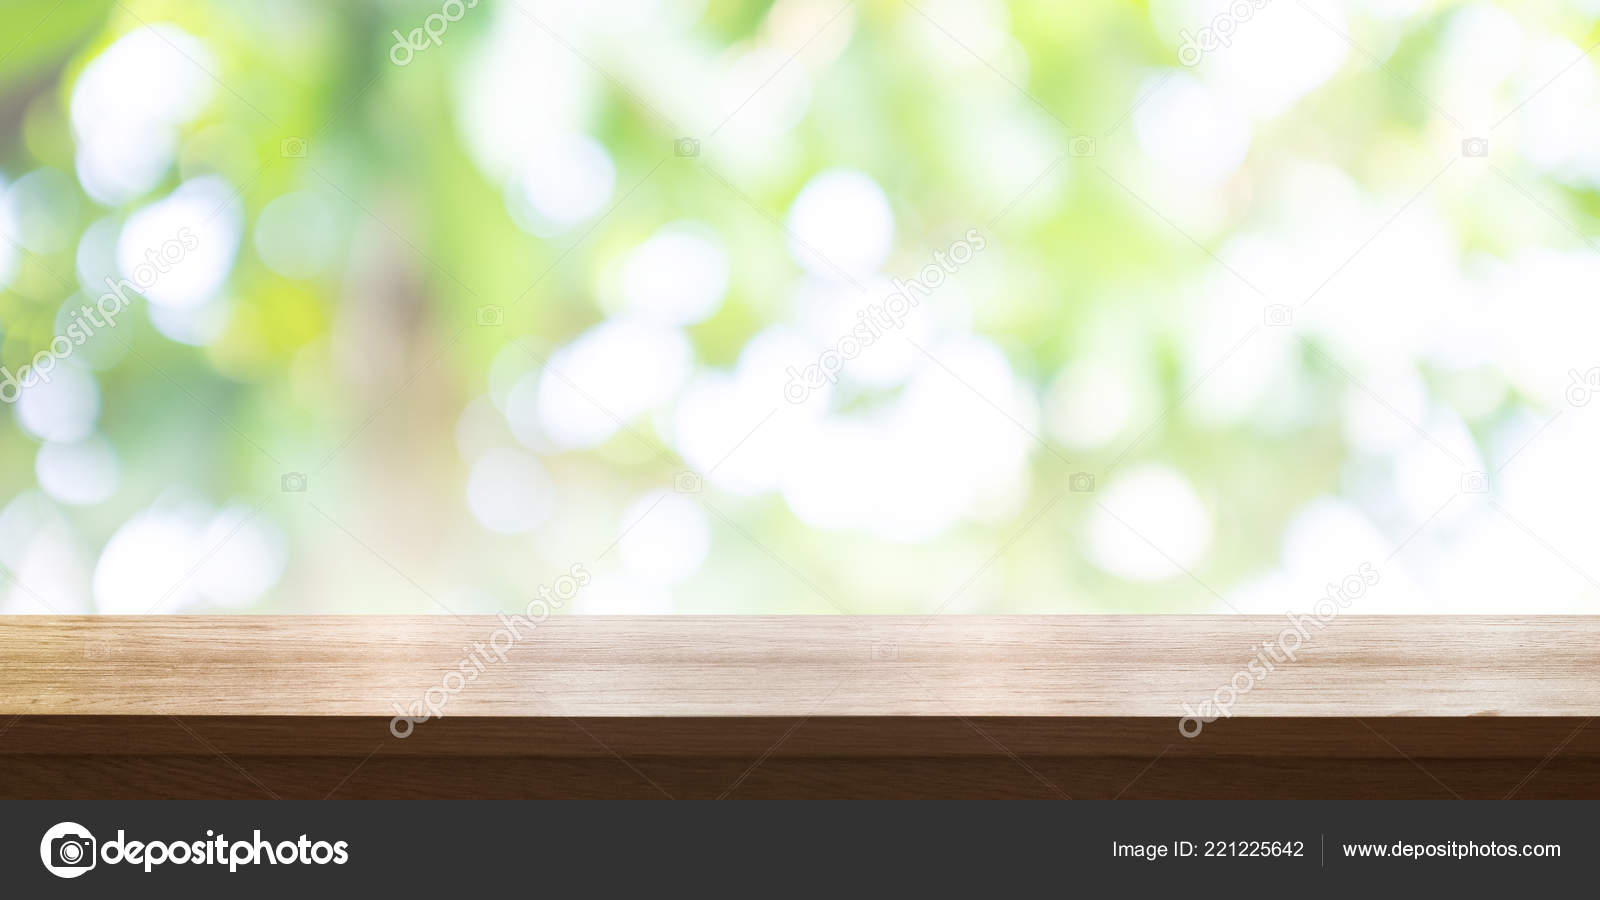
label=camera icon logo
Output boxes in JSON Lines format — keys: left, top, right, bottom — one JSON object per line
{"left": 871, "top": 640, "right": 898, "bottom": 661}
{"left": 674, "top": 470, "right": 703, "bottom": 493}
{"left": 281, "top": 472, "right": 308, "bottom": 492}
{"left": 476, "top": 304, "right": 505, "bottom": 327}
{"left": 1068, "top": 136, "right": 1097, "bottom": 157}
{"left": 40, "top": 822, "right": 96, "bottom": 878}
{"left": 1461, "top": 137, "right": 1489, "bottom": 158}
{"left": 674, "top": 137, "right": 700, "bottom": 157}
{"left": 1263, "top": 304, "right": 1293, "bottom": 326}
{"left": 1460, "top": 470, "right": 1490, "bottom": 494}
{"left": 280, "top": 137, "right": 308, "bottom": 158}
{"left": 1069, "top": 472, "right": 1096, "bottom": 493}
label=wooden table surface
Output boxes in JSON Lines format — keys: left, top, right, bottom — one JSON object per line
{"left": 3, "top": 616, "right": 1598, "bottom": 798}
{"left": 6, "top": 615, "right": 1599, "bottom": 716}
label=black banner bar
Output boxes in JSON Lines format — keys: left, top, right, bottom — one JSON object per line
{"left": 2, "top": 801, "right": 1593, "bottom": 893}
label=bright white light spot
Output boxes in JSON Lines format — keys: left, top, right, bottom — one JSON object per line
{"left": 778, "top": 335, "right": 1033, "bottom": 540}
{"left": 1181, "top": 299, "right": 1296, "bottom": 427}
{"left": 1086, "top": 464, "right": 1212, "bottom": 581}
{"left": 536, "top": 319, "right": 692, "bottom": 449}
{"left": 3, "top": 168, "right": 79, "bottom": 254}
{"left": 74, "top": 215, "right": 121, "bottom": 296}
{"left": 70, "top": 26, "right": 214, "bottom": 137}
{"left": 1301, "top": 210, "right": 1461, "bottom": 371}
{"left": 1488, "top": 250, "right": 1600, "bottom": 402}
{"left": 36, "top": 436, "right": 119, "bottom": 506}
{"left": 1276, "top": 497, "right": 1430, "bottom": 613}
{"left": 735, "top": 323, "right": 834, "bottom": 414}
{"left": 1340, "top": 364, "right": 1429, "bottom": 456}
{"left": 1347, "top": 0, "right": 1429, "bottom": 18}
{"left": 1521, "top": 35, "right": 1600, "bottom": 184}
{"left": 1200, "top": 1, "right": 1348, "bottom": 118}
{"left": 1281, "top": 498, "right": 1393, "bottom": 582}
{"left": 1044, "top": 356, "right": 1142, "bottom": 450}
{"left": 1428, "top": 4, "right": 1525, "bottom": 128}
{"left": 453, "top": 6, "right": 595, "bottom": 182}
{"left": 718, "top": 47, "right": 812, "bottom": 141}
{"left": 467, "top": 448, "right": 556, "bottom": 534}
{"left": 569, "top": 568, "right": 673, "bottom": 614}
{"left": 118, "top": 175, "right": 241, "bottom": 310}
{"left": 781, "top": 415, "right": 972, "bottom": 540}
{"left": 1389, "top": 410, "right": 1483, "bottom": 523}
{"left": 75, "top": 131, "right": 178, "bottom": 206}
{"left": 618, "top": 491, "right": 710, "bottom": 584}
{"left": 0, "top": 494, "right": 92, "bottom": 614}
{"left": 254, "top": 190, "right": 338, "bottom": 278}
{"left": 70, "top": 26, "right": 214, "bottom": 205}
{"left": 672, "top": 375, "right": 792, "bottom": 496}
{"left": 618, "top": 221, "right": 729, "bottom": 325}
{"left": 92, "top": 507, "right": 205, "bottom": 613}
{"left": 192, "top": 504, "right": 287, "bottom": 608}
{"left": 505, "top": 133, "right": 615, "bottom": 234}
{"left": 1133, "top": 73, "right": 1251, "bottom": 187}
{"left": 791, "top": 277, "right": 924, "bottom": 389}
{"left": 0, "top": 491, "right": 55, "bottom": 570}
{"left": 672, "top": 327, "right": 823, "bottom": 496}
{"left": 146, "top": 297, "right": 232, "bottom": 347}
{"left": 1223, "top": 570, "right": 1297, "bottom": 615}
{"left": 785, "top": 169, "right": 894, "bottom": 279}
{"left": 15, "top": 364, "right": 100, "bottom": 443}
{"left": 911, "top": 0, "right": 1014, "bottom": 69}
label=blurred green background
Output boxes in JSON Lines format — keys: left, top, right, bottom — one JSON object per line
{"left": 2, "top": 0, "right": 1599, "bottom": 614}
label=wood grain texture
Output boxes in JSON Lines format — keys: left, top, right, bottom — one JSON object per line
{"left": 3, "top": 617, "right": 1598, "bottom": 798}
{"left": 1, "top": 718, "right": 1596, "bottom": 799}
{"left": 3, "top": 616, "right": 1599, "bottom": 717}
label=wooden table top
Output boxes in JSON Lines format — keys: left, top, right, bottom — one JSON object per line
{"left": 4, "top": 616, "right": 1597, "bottom": 717}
